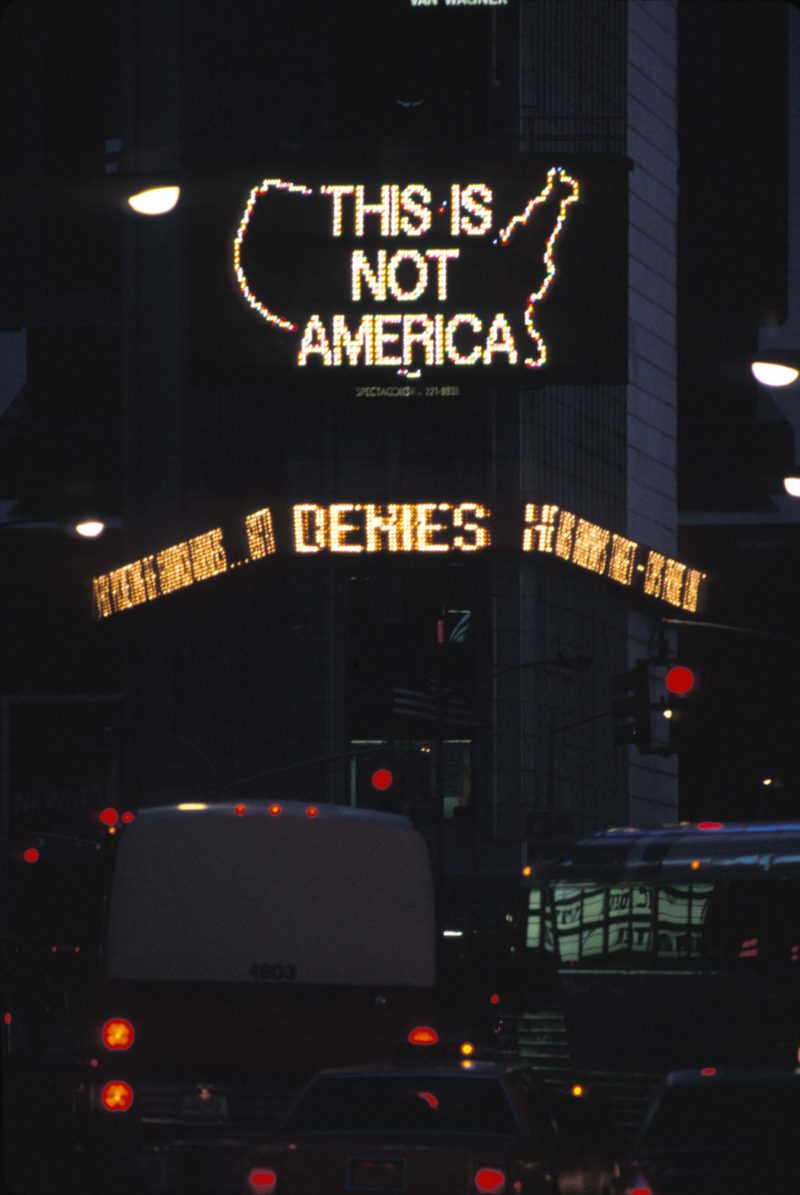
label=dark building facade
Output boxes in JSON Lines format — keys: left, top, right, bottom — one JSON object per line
{"left": 1, "top": 0, "right": 796, "bottom": 908}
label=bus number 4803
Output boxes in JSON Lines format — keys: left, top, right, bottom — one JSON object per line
{"left": 248, "top": 963, "right": 297, "bottom": 981}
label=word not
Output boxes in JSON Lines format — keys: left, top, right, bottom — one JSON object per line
{"left": 92, "top": 500, "right": 708, "bottom": 618}
{"left": 522, "top": 503, "right": 706, "bottom": 613}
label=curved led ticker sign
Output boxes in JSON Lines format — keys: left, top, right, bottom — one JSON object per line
{"left": 92, "top": 502, "right": 706, "bottom": 619}
{"left": 224, "top": 156, "right": 627, "bottom": 381}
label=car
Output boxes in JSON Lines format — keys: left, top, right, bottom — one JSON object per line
{"left": 616, "top": 1068, "right": 800, "bottom": 1195}
{"left": 243, "top": 1058, "right": 615, "bottom": 1194}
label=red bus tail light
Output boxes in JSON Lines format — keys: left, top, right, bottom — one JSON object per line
{"left": 475, "top": 1167, "right": 506, "bottom": 1193}
{"left": 102, "top": 1018, "right": 135, "bottom": 1050}
{"left": 248, "top": 1168, "right": 278, "bottom": 1193}
{"left": 407, "top": 1025, "right": 439, "bottom": 1046}
{"left": 100, "top": 1080, "right": 134, "bottom": 1112}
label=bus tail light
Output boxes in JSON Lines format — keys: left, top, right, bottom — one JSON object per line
{"left": 475, "top": 1167, "right": 506, "bottom": 1193}
{"left": 248, "top": 1168, "right": 278, "bottom": 1193}
{"left": 100, "top": 1080, "right": 134, "bottom": 1112}
{"left": 407, "top": 1025, "right": 439, "bottom": 1046}
{"left": 102, "top": 1018, "right": 135, "bottom": 1050}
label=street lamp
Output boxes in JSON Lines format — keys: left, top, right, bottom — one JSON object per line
{"left": 127, "top": 185, "right": 181, "bottom": 216}
{"left": 751, "top": 350, "right": 800, "bottom": 388}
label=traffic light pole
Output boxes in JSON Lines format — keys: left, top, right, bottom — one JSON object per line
{"left": 545, "top": 709, "right": 610, "bottom": 830}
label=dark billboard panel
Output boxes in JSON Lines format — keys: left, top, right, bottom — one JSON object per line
{"left": 187, "top": 155, "right": 628, "bottom": 386}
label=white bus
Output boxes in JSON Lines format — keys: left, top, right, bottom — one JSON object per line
{"left": 77, "top": 801, "right": 437, "bottom": 1191}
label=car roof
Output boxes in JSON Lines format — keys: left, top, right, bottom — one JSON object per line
{"left": 302, "top": 1060, "right": 526, "bottom": 1081}
{"left": 662, "top": 1068, "right": 800, "bottom": 1089}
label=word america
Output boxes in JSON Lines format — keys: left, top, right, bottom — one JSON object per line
{"left": 92, "top": 503, "right": 706, "bottom": 619}
{"left": 233, "top": 171, "right": 579, "bottom": 370}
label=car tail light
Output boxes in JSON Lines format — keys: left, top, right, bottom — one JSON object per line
{"left": 475, "top": 1168, "right": 506, "bottom": 1193}
{"left": 102, "top": 1018, "right": 135, "bottom": 1050}
{"left": 407, "top": 1025, "right": 439, "bottom": 1046}
{"left": 625, "top": 1188, "right": 652, "bottom": 1195}
{"left": 100, "top": 1080, "right": 134, "bottom": 1112}
{"left": 248, "top": 1168, "right": 278, "bottom": 1193}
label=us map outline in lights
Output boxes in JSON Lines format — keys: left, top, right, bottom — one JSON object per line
{"left": 232, "top": 169, "right": 580, "bottom": 372}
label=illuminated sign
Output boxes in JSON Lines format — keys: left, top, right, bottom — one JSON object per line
{"left": 203, "top": 156, "right": 627, "bottom": 382}
{"left": 92, "top": 501, "right": 706, "bottom": 619}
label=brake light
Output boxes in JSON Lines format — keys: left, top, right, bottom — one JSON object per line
{"left": 475, "top": 1167, "right": 506, "bottom": 1193}
{"left": 102, "top": 1018, "right": 135, "bottom": 1050}
{"left": 407, "top": 1025, "right": 439, "bottom": 1046}
{"left": 626, "top": 1189, "right": 652, "bottom": 1195}
{"left": 248, "top": 1168, "right": 278, "bottom": 1193}
{"left": 101, "top": 1080, "right": 134, "bottom": 1112}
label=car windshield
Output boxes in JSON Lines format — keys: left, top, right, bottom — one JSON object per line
{"left": 283, "top": 1075, "right": 521, "bottom": 1136}
{"left": 641, "top": 1084, "right": 800, "bottom": 1152}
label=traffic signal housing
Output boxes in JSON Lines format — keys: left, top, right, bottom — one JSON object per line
{"left": 611, "top": 660, "right": 675, "bottom": 755}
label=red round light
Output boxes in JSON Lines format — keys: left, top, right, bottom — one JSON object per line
{"left": 489, "top": 993, "right": 500, "bottom": 1005}
{"left": 371, "top": 768, "right": 393, "bottom": 791}
{"left": 248, "top": 1169, "right": 278, "bottom": 1194}
{"left": 697, "top": 821, "right": 723, "bottom": 831}
{"left": 102, "top": 1018, "right": 135, "bottom": 1050}
{"left": 4, "top": 1012, "right": 11, "bottom": 1025}
{"left": 306, "top": 806, "right": 319, "bottom": 817}
{"left": 269, "top": 804, "right": 282, "bottom": 816}
{"left": 235, "top": 804, "right": 247, "bottom": 816}
{"left": 99, "top": 807, "right": 119, "bottom": 826}
{"left": 101, "top": 1080, "right": 134, "bottom": 1112}
{"left": 408, "top": 1025, "right": 439, "bottom": 1046}
{"left": 121, "top": 811, "right": 135, "bottom": 823}
{"left": 665, "top": 666, "right": 695, "bottom": 695}
{"left": 475, "top": 1167, "right": 507, "bottom": 1193}
{"left": 23, "top": 848, "right": 39, "bottom": 863}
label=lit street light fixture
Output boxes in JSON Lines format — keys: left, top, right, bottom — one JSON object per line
{"left": 126, "top": 184, "right": 181, "bottom": 216}
{"left": 751, "top": 350, "right": 800, "bottom": 388}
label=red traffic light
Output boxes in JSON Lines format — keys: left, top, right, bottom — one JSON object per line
{"left": 665, "top": 665, "right": 695, "bottom": 695}
{"left": 370, "top": 767, "right": 394, "bottom": 791}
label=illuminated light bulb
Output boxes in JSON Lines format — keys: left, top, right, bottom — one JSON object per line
{"left": 75, "top": 520, "right": 105, "bottom": 538}
{"left": 127, "top": 185, "right": 180, "bottom": 215}
{"left": 752, "top": 360, "right": 800, "bottom": 387}
{"left": 784, "top": 477, "right": 800, "bottom": 497}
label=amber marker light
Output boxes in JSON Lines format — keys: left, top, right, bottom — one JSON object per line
{"left": 571, "top": 1084, "right": 585, "bottom": 1098}
{"left": 102, "top": 1019, "right": 135, "bottom": 1050}
{"left": 461, "top": 1041, "right": 475, "bottom": 1057}
{"left": 101, "top": 1080, "right": 134, "bottom": 1112}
